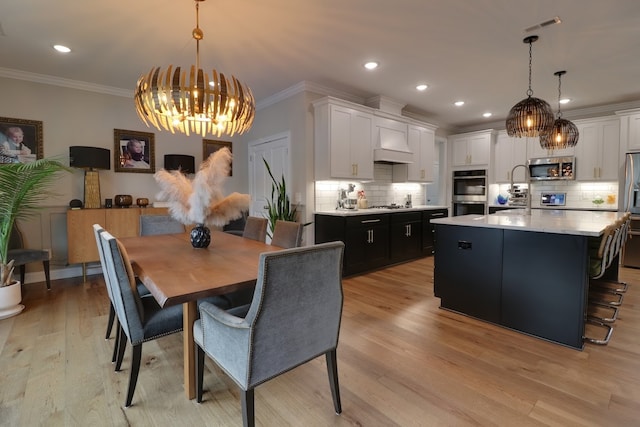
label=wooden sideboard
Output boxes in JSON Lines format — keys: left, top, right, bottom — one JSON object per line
{"left": 67, "top": 207, "right": 170, "bottom": 278}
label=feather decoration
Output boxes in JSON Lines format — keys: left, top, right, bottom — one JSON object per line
{"left": 153, "top": 147, "right": 249, "bottom": 226}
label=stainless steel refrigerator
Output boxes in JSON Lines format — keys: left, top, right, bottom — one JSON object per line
{"left": 623, "top": 153, "right": 640, "bottom": 267}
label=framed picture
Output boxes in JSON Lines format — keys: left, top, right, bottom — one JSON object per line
{"left": 114, "top": 129, "right": 155, "bottom": 173}
{"left": 0, "top": 116, "right": 43, "bottom": 164}
{"left": 203, "top": 139, "right": 232, "bottom": 176}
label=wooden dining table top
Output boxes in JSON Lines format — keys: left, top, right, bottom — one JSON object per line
{"left": 119, "top": 230, "right": 281, "bottom": 307}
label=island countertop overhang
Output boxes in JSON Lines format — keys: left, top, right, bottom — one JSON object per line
{"left": 431, "top": 209, "right": 625, "bottom": 237}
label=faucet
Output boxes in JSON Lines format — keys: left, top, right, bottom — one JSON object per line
{"left": 510, "top": 164, "right": 531, "bottom": 215}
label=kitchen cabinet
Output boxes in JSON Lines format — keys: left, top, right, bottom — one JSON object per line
{"left": 528, "top": 136, "right": 575, "bottom": 159}
{"left": 450, "top": 130, "right": 493, "bottom": 167}
{"left": 422, "top": 209, "right": 448, "bottom": 254}
{"left": 618, "top": 110, "right": 640, "bottom": 151}
{"left": 390, "top": 212, "right": 422, "bottom": 263}
{"left": 493, "top": 131, "right": 528, "bottom": 183}
{"left": 392, "top": 124, "right": 436, "bottom": 182}
{"left": 574, "top": 117, "right": 620, "bottom": 181}
{"left": 344, "top": 214, "right": 390, "bottom": 275}
{"left": 313, "top": 97, "right": 374, "bottom": 180}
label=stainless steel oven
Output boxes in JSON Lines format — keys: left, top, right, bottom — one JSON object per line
{"left": 452, "top": 169, "right": 487, "bottom": 216}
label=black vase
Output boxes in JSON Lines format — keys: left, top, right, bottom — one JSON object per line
{"left": 190, "top": 224, "right": 211, "bottom": 248}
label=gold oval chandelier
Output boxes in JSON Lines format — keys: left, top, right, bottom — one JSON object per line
{"left": 134, "top": 0, "right": 255, "bottom": 138}
{"left": 539, "top": 70, "right": 579, "bottom": 149}
{"left": 506, "top": 35, "right": 554, "bottom": 138}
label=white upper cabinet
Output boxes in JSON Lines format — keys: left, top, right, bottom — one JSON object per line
{"left": 393, "top": 124, "right": 436, "bottom": 182}
{"left": 574, "top": 117, "right": 620, "bottom": 181}
{"left": 450, "top": 130, "right": 492, "bottom": 167}
{"left": 527, "top": 136, "right": 575, "bottom": 159}
{"left": 313, "top": 97, "right": 374, "bottom": 180}
{"left": 617, "top": 110, "right": 640, "bottom": 151}
{"left": 493, "top": 131, "right": 528, "bottom": 183}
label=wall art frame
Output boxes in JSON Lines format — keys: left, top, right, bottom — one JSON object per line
{"left": 0, "top": 116, "right": 43, "bottom": 164}
{"left": 203, "top": 139, "right": 232, "bottom": 176}
{"left": 114, "top": 128, "right": 155, "bottom": 173}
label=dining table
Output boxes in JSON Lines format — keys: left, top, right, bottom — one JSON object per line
{"left": 119, "top": 230, "right": 281, "bottom": 399}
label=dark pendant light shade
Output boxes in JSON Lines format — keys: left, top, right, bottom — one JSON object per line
{"left": 506, "top": 35, "right": 554, "bottom": 138}
{"left": 539, "top": 70, "right": 579, "bottom": 149}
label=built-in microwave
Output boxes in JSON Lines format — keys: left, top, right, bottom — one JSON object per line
{"left": 528, "top": 156, "right": 575, "bottom": 181}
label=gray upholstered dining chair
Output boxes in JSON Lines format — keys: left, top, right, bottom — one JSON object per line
{"left": 223, "top": 211, "right": 248, "bottom": 237}
{"left": 97, "top": 228, "right": 185, "bottom": 407}
{"left": 271, "top": 220, "right": 304, "bottom": 248}
{"left": 194, "top": 241, "right": 345, "bottom": 427}
{"left": 242, "top": 216, "right": 268, "bottom": 242}
{"left": 8, "top": 223, "right": 51, "bottom": 290}
{"left": 139, "top": 214, "right": 185, "bottom": 236}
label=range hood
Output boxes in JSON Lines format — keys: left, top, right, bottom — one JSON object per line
{"left": 368, "top": 96, "right": 414, "bottom": 164}
{"left": 374, "top": 127, "right": 413, "bottom": 164}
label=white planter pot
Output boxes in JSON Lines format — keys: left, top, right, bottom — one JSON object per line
{"left": 0, "top": 281, "right": 24, "bottom": 320}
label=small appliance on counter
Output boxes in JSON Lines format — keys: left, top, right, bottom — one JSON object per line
{"left": 508, "top": 185, "right": 528, "bottom": 206}
{"left": 337, "top": 183, "right": 357, "bottom": 210}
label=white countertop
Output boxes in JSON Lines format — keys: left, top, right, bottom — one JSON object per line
{"left": 431, "top": 209, "right": 624, "bottom": 237}
{"left": 315, "top": 205, "right": 449, "bottom": 216}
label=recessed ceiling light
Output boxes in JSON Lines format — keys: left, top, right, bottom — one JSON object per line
{"left": 53, "top": 45, "right": 71, "bottom": 53}
{"left": 559, "top": 98, "right": 571, "bottom": 104}
{"left": 416, "top": 84, "right": 428, "bottom": 91}
{"left": 364, "top": 61, "right": 379, "bottom": 70}
{"left": 483, "top": 112, "right": 492, "bottom": 118}
{"left": 454, "top": 101, "right": 465, "bottom": 107}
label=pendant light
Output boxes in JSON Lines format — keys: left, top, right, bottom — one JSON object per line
{"left": 506, "top": 35, "right": 554, "bottom": 138}
{"left": 134, "top": 0, "right": 255, "bottom": 138}
{"left": 539, "top": 71, "right": 579, "bottom": 149}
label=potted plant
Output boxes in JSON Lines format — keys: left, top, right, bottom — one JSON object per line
{"left": 154, "top": 147, "right": 250, "bottom": 248}
{"left": 0, "top": 159, "right": 69, "bottom": 318}
{"left": 263, "top": 158, "right": 308, "bottom": 239}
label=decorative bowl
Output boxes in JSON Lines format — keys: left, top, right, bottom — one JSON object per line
{"left": 136, "top": 197, "right": 149, "bottom": 208}
{"left": 114, "top": 194, "right": 133, "bottom": 208}
{"left": 497, "top": 194, "right": 509, "bottom": 205}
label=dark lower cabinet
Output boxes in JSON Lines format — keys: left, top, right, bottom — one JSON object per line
{"left": 390, "top": 212, "right": 422, "bottom": 263}
{"left": 344, "top": 215, "right": 389, "bottom": 276}
{"left": 315, "top": 208, "right": 448, "bottom": 276}
{"left": 422, "top": 209, "right": 448, "bottom": 254}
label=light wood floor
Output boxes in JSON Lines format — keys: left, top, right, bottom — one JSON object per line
{"left": 1, "top": 257, "right": 639, "bottom": 426}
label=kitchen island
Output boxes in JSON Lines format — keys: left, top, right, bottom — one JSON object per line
{"left": 431, "top": 209, "right": 625, "bottom": 350}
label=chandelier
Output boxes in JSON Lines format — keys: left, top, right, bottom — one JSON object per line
{"left": 539, "top": 71, "right": 579, "bottom": 149}
{"left": 134, "top": 0, "right": 255, "bottom": 138}
{"left": 506, "top": 35, "right": 554, "bottom": 138}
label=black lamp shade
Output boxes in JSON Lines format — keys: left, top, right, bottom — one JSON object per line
{"left": 164, "top": 154, "right": 195, "bottom": 174}
{"left": 69, "top": 146, "right": 111, "bottom": 170}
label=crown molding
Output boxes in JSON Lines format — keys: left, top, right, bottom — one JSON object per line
{"left": 0, "top": 67, "right": 132, "bottom": 98}
{"left": 256, "top": 81, "right": 365, "bottom": 110}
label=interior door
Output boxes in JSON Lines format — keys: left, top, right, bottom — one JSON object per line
{"left": 248, "top": 132, "right": 291, "bottom": 222}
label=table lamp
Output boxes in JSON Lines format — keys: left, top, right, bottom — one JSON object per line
{"left": 164, "top": 154, "right": 195, "bottom": 174}
{"left": 69, "top": 146, "right": 111, "bottom": 209}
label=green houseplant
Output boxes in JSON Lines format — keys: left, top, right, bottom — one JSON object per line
{"left": 0, "top": 159, "right": 69, "bottom": 287}
{"left": 263, "top": 158, "right": 303, "bottom": 239}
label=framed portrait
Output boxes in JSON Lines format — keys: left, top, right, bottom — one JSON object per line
{"left": 0, "top": 116, "right": 43, "bottom": 164}
{"left": 203, "top": 139, "right": 232, "bottom": 176}
{"left": 114, "top": 129, "right": 155, "bottom": 173}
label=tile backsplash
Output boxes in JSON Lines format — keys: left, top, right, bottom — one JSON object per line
{"left": 315, "top": 164, "right": 427, "bottom": 211}
{"left": 490, "top": 181, "right": 619, "bottom": 210}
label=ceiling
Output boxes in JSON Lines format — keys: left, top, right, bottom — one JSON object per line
{"left": 1, "top": 0, "right": 640, "bottom": 133}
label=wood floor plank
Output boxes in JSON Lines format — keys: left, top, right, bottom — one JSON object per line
{"left": 1, "top": 256, "right": 639, "bottom": 426}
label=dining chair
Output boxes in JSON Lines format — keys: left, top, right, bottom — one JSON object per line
{"left": 223, "top": 211, "right": 248, "bottom": 237}
{"left": 242, "top": 216, "right": 268, "bottom": 242}
{"left": 271, "top": 220, "right": 304, "bottom": 248}
{"left": 139, "top": 214, "right": 185, "bottom": 236}
{"left": 8, "top": 223, "right": 51, "bottom": 290}
{"left": 194, "top": 241, "right": 345, "bottom": 427}
{"left": 98, "top": 229, "right": 185, "bottom": 407}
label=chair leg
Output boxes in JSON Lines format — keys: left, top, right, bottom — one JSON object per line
{"left": 125, "top": 344, "right": 142, "bottom": 407}
{"left": 196, "top": 345, "right": 205, "bottom": 403}
{"left": 112, "top": 320, "right": 121, "bottom": 364}
{"left": 241, "top": 388, "right": 255, "bottom": 427}
{"left": 43, "top": 260, "right": 51, "bottom": 290}
{"left": 106, "top": 304, "right": 115, "bottom": 340}
{"left": 325, "top": 349, "right": 342, "bottom": 414}
{"left": 115, "top": 326, "right": 127, "bottom": 371}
